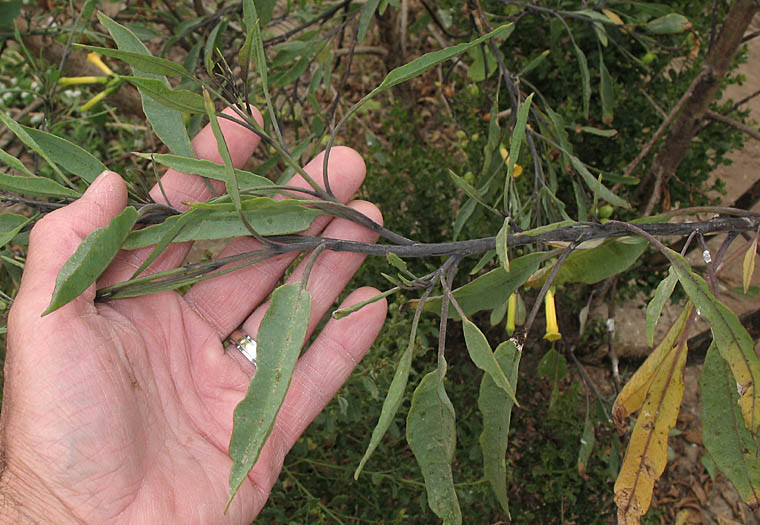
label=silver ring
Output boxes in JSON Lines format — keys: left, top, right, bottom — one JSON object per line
{"left": 228, "top": 329, "right": 257, "bottom": 367}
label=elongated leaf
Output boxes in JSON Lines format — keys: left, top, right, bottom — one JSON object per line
{"left": 505, "top": 94, "right": 533, "bottom": 202}
{"left": 123, "top": 77, "right": 206, "bottom": 113}
{"left": 74, "top": 44, "right": 193, "bottom": 78}
{"left": 568, "top": 155, "right": 629, "bottom": 208}
{"left": 423, "top": 251, "right": 553, "bottom": 318}
{"left": 463, "top": 320, "right": 518, "bottom": 405}
{"left": 227, "top": 283, "right": 311, "bottom": 506}
{"left": 613, "top": 306, "right": 691, "bottom": 431}
{"left": 0, "top": 110, "right": 67, "bottom": 182}
{"left": 666, "top": 250, "right": 760, "bottom": 432}
{"left": 645, "top": 13, "right": 692, "bottom": 34}
{"left": 23, "top": 127, "right": 106, "bottom": 183}
{"left": 99, "top": 13, "right": 194, "bottom": 157}
{"left": 123, "top": 198, "right": 320, "bottom": 249}
{"left": 44, "top": 206, "right": 138, "bottom": 315}
{"left": 645, "top": 267, "right": 677, "bottom": 347}
{"left": 0, "top": 148, "right": 36, "bottom": 177}
{"left": 0, "top": 172, "right": 81, "bottom": 199}
{"left": 599, "top": 56, "right": 614, "bottom": 124}
{"left": 355, "top": 313, "right": 418, "bottom": 478}
{"left": 478, "top": 340, "right": 520, "bottom": 516}
{"left": 701, "top": 344, "right": 760, "bottom": 507}
{"left": 570, "top": 40, "right": 590, "bottom": 118}
{"left": 407, "top": 371, "right": 461, "bottom": 524}
{"left": 496, "top": 218, "right": 509, "bottom": 272}
{"left": 449, "top": 170, "right": 494, "bottom": 213}
{"left": 743, "top": 232, "right": 758, "bottom": 294}
{"left": 614, "top": 336, "right": 687, "bottom": 523}
{"left": 0, "top": 213, "right": 33, "bottom": 250}
{"left": 358, "top": 0, "right": 382, "bottom": 41}
{"left": 530, "top": 237, "right": 647, "bottom": 287}
{"left": 577, "top": 409, "right": 595, "bottom": 479}
{"left": 137, "top": 153, "right": 272, "bottom": 190}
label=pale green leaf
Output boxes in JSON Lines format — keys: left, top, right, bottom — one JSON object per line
{"left": 123, "top": 77, "right": 206, "bottom": 113}
{"left": 645, "top": 267, "right": 677, "bottom": 347}
{"left": 0, "top": 213, "right": 33, "bottom": 250}
{"left": 463, "top": 320, "right": 518, "bottom": 405}
{"left": 44, "top": 206, "right": 138, "bottom": 315}
{"left": 137, "top": 153, "right": 272, "bottom": 190}
{"left": 227, "top": 283, "right": 312, "bottom": 506}
{"left": 74, "top": 44, "right": 194, "bottom": 78}
{"left": 0, "top": 172, "right": 81, "bottom": 199}
{"left": 23, "top": 127, "right": 107, "bottom": 183}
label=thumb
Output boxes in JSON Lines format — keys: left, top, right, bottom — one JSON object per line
{"left": 12, "top": 171, "right": 128, "bottom": 320}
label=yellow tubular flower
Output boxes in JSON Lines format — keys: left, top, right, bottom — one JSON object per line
{"left": 543, "top": 288, "right": 562, "bottom": 342}
{"left": 86, "top": 52, "right": 114, "bottom": 76}
{"left": 506, "top": 292, "right": 517, "bottom": 335}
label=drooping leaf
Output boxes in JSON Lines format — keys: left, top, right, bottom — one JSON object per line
{"left": 122, "top": 77, "right": 206, "bottom": 113}
{"left": 358, "top": 0, "right": 382, "bottom": 41}
{"left": 645, "top": 267, "right": 678, "bottom": 347}
{"left": 529, "top": 237, "right": 647, "bottom": 287}
{"left": 478, "top": 340, "right": 520, "bottom": 516}
{"left": 23, "top": 127, "right": 107, "bottom": 183}
{"left": 227, "top": 283, "right": 311, "bottom": 506}
{"left": 567, "top": 154, "right": 629, "bottom": 208}
{"left": 577, "top": 409, "right": 596, "bottom": 479}
{"left": 355, "top": 297, "right": 425, "bottom": 478}
{"left": 666, "top": 250, "right": 760, "bottom": 432}
{"left": 645, "top": 13, "right": 692, "bottom": 34}
{"left": 449, "top": 170, "right": 495, "bottom": 213}
{"left": 99, "top": 13, "right": 194, "bottom": 157}
{"left": 743, "top": 232, "right": 758, "bottom": 294}
{"left": 504, "top": 93, "right": 533, "bottom": 206}
{"left": 599, "top": 56, "right": 614, "bottom": 124}
{"left": 0, "top": 172, "right": 81, "bottom": 199}
{"left": 423, "top": 251, "right": 553, "bottom": 318}
{"left": 407, "top": 371, "right": 461, "bottom": 524}
{"left": 136, "top": 153, "right": 272, "bottom": 190}
{"left": 570, "top": 39, "right": 590, "bottom": 118}
{"left": 74, "top": 45, "right": 194, "bottom": 78}
{"left": 122, "top": 198, "right": 320, "bottom": 249}
{"left": 462, "top": 320, "right": 518, "bottom": 405}
{"left": 614, "top": 335, "right": 688, "bottom": 523}
{"left": 44, "top": 206, "right": 138, "bottom": 315}
{"left": 701, "top": 344, "right": 760, "bottom": 508}
{"left": 613, "top": 306, "right": 691, "bottom": 431}
{"left": 0, "top": 213, "right": 33, "bottom": 250}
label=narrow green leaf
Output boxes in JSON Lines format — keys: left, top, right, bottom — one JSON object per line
{"left": 204, "top": 20, "right": 226, "bottom": 76}
{"left": 579, "top": 126, "right": 618, "bottom": 138}
{"left": 23, "top": 127, "right": 107, "bottom": 183}
{"left": 496, "top": 218, "right": 510, "bottom": 273}
{"left": 701, "top": 344, "right": 760, "bottom": 507}
{"left": 355, "top": 307, "right": 418, "bottom": 478}
{"left": 645, "top": 267, "right": 677, "bottom": 347}
{"left": 407, "top": 372, "right": 461, "bottom": 524}
{"left": 599, "top": 56, "right": 614, "bottom": 124}
{"left": 0, "top": 213, "right": 33, "bottom": 250}
{"left": 99, "top": 13, "right": 194, "bottom": 157}
{"left": 122, "top": 77, "right": 206, "bottom": 113}
{"left": 537, "top": 347, "right": 567, "bottom": 412}
{"left": 463, "top": 320, "right": 518, "bottom": 405}
{"left": 568, "top": 155, "right": 629, "bottom": 208}
{"left": 358, "top": 0, "right": 382, "bottom": 41}
{"left": 0, "top": 148, "right": 37, "bottom": 177}
{"left": 122, "top": 198, "right": 320, "bottom": 249}
{"left": 423, "top": 251, "right": 554, "bottom": 318}
{"left": 227, "top": 283, "right": 311, "bottom": 506}
{"left": 570, "top": 40, "right": 590, "bottom": 118}
{"left": 74, "top": 44, "right": 194, "bottom": 78}
{"left": 449, "top": 170, "right": 496, "bottom": 214}
{"left": 129, "top": 209, "right": 197, "bottom": 279}
{"left": 478, "top": 340, "right": 520, "bottom": 516}
{"left": 505, "top": 93, "right": 533, "bottom": 204}
{"left": 577, "top": 409, "right": 596, "bottom": 479}
{"left": 44, "top": 206, "right": 138, "bottom": 315}
{"left": 0, "top": 172, "right": 81, "bottom": 199}
{"left": 0, "top": 110, "right": 68, "bottom": 182}
{"left": 136, "top": 153, "right": 272, "bottom": 190}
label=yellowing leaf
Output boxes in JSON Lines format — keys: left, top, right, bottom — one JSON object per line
{"left": 614, "top": 337, "right": 688, "bottom": 524}
{"left": 602, "top": 8, "right": 624, "bottom": 25}
{"left": 613, "top": 306, "right": 691, "bottom": 431}
{"left": 743, "top": 231, "right": 758, "bottom": 294}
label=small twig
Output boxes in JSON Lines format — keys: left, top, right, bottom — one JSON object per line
{"left": 704, "top": 110, "right": 760, "bottom": 141}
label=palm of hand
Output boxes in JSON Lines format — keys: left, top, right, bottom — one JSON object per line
{"left": 1, "top": 109, "right": 386, "bottom": 524}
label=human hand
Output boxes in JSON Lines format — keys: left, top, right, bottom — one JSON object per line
{"left": 0, "top": 107, "right": 387, "bottom": 523}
